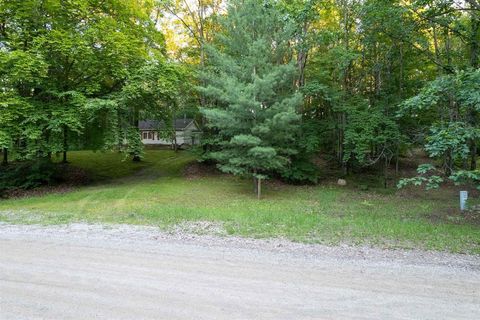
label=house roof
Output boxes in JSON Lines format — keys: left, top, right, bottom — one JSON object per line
{"left": 139, "top": 118, "right": 197, "bottom": 131}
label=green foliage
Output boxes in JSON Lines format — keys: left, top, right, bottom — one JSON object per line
{"left": 118, "top": 60, "right": 186, "bottom": 158}
{"left": 83, "top": 98, "right": 120, "bottom": 150}
{"left": 399, "top": 70, "right": 480, "bottom": 119}
{"left": 398, "top": 70, "right": 480, "bottom": 190}
{"left": 0, "top": 159, "right": 57, "bottom": 193}
{"left": 277, "top": 119, "right": 322, "bottom": 184}
{"left": 343, "top": 101, "right": 401, "bottom": 165}
{"left": 1, "top": 0, "right": 480, "bottom": 196}
{"left": 0, "top": 0, "right": 180, "bottom": 168}
{"left": 425, "top": 122, "right": 479, "bottom": 161}
{"left": 450, "top": 170, "right": 480, "bottom": 190}
{"left": 397, "top": 164, "right": 445, "bottom": 190}
{"left": 199, "top": 0, "right": 303, "bottom": 183}
{"left": 124, "top": 126, "right": 145, "bottom": 160}
{"left": 120, "top": 61, "right": 186, "bottom": 118}
{"left": 279, "top": 157, "right": 319, "bottom": 184}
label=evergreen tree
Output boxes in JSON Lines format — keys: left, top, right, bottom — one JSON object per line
{"left": 199, "top": 0, "right": 302, "bottom": 198}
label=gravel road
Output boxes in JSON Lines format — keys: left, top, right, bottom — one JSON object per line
{"left": 0, "top": 223, "right": 479, "bottom": 319}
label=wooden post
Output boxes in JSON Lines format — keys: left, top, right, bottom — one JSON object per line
{"left": 257, "top": 178, "right": 261, "bottom": 200}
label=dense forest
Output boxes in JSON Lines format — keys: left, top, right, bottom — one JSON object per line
{"left": 0, "top": 0, "right": 479, "bottom": 195}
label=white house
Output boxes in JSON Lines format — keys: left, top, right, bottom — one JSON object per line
{"left": 139, "top": 118, "right": 201, "bottom": 147}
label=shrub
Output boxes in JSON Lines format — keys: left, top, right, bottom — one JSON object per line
{"left": 0, "top": 159, "right": 57, "bottom": 194}
{"left": 280, "top": 158, "right": 319, "bottom": 184}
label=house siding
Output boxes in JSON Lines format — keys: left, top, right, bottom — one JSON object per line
{"left": 140, "top": 121, "right": 201, "bottom": 146}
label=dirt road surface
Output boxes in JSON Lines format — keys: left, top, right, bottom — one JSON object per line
{"left": 0, "top": 224, "right": 479, "bottom": 319}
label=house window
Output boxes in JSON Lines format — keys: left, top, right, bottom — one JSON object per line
{"left": 142, "top": 132, "right": 148, "bottom": 139}
{"left": 148, "top": 132, "right": 153, "bottom": 140}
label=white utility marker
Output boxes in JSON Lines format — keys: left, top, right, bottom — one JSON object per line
{"left": 460, "top": 191, "right": 468, "bottom": 211}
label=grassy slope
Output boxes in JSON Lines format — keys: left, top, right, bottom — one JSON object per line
{"left": 1, "top": 150, "right": 479, "bottom": 253}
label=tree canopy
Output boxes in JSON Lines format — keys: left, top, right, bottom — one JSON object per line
{"left": 1, "top": 0, "right": 479, "bottom": 195}
{"left": 0, "top": 0, "right": 183, "bottom": 164}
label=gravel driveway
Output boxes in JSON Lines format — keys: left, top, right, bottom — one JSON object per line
{"left": 0, "top": 223, "right": 479, "bottom": 319}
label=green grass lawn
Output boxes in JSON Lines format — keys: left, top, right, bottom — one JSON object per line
{"left": 1, "top": 150, "right": 479, "bottom": 253}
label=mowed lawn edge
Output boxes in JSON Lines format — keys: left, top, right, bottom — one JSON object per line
{"left": 0, "top": 150, "right": 479, "bottom": 254}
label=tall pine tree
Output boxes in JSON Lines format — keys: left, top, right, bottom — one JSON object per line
{"left": 199, "top": 0, "right": 302, "bottom": 198}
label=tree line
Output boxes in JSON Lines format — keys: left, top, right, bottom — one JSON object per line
{"left": 1, "top": 0, "right": 479, "bottom": 196}
{"left": 178, "top": 0, "right": 479, "bottom": 195}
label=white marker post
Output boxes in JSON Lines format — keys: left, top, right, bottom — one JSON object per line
{"left": 460, "top": 191, "right": 468, "bottom": 211}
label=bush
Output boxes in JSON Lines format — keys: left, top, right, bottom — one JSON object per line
{"left": 280, "top": 158, "right": 319, "bottom": 184}
{"left": 0, "top": 159, "right": 57, "bottom": 194}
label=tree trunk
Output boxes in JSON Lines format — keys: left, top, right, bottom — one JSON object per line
{"left": 198, "top": 2, "right": 207, "bottom": 111}
{"left": 62, "top": 125, "right": 68, "bottom": 163}
{"left": 445, "top": 28, "right": 452, "bottom": 70}
{"left": 2, "top": 148, "right": 7, "bottom": 166}
{"left": 374, "top": 41, "right": 381, "bottom": 97}
{"left": 471, "top": 141, "right": 478, "bottom": 170}
{"left": 395, "top": 144, "right": 399, "bottom": 176}
{"left": 45, "top": 129, "right": 52, "bottom": 160}
{"left": 470, "top": 8, "right": 479, "bottom": 69}
{"left": 132, "top": 106, "right": 141, "bottom": 162}
{"left": 297, "top": 50, "right": 308, "bottom": 88}
{"left": 469, "top": 8, "right": 479, "bottom": 170}
{"left": 339, "top": 3, "right": 351, "bottom": 175}
{"left": 445, "top": 150, "right": 453, "bottom": 176}
{"left": 432, "top": 25, "right": 442, "bottom": 74}
{"left": 296, "top": 21, "right": 309, "bottom": 89}
{"left": 383, "top": 155, "right": 388, "bottom": 189}
{"left": 399, "top": 44, "right": 404, "bottom": 95}
{"left": 340, "top": 112, "right": 347, "bottom": 175}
